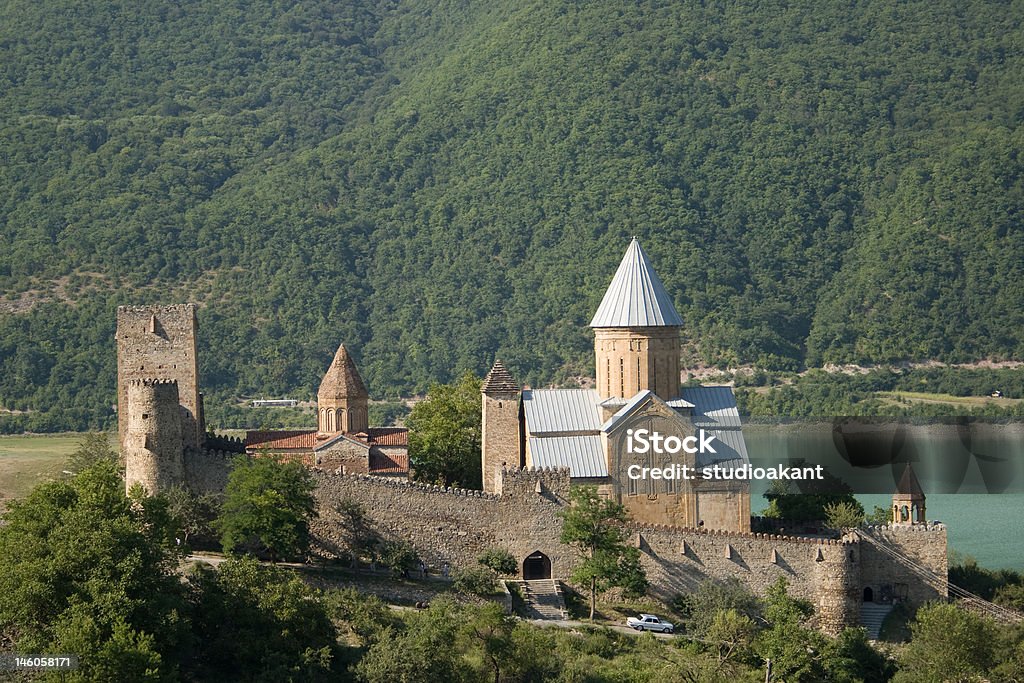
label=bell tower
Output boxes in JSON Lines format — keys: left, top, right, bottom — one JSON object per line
{"left": 591, "top": 239, "right": 683, "bottom": 401}
{"left": 892, "top": 463, "right": 926, "bottom": 524}
{"left": 317, "top": 343, "right": 369, "bottom": 434}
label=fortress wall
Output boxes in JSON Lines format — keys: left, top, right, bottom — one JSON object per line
{"left": 859, "top": 524, "right": 948, "bottom": 604}
{"left": 635, "top": 525, "right": 832, "bottom": 600}
{"left": 183, "top": 448, "right": 234, "bottom": 496}
{"left": 633, "top": 525, "right": 861, "bottom": 632}
{"left": 310, "top": 472, "right": 503, "bottom": 570}
{"left": 310, "top": 467, "right": 572, "bottom": 575}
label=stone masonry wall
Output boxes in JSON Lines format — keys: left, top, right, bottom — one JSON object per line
{"left": 631, "top": 524, "right": 859, "bottom": 631}
{"left": 183, "top": 448, "right": 234, "bottom": 496}
{"left": 174, "top": 447, "right": 945, "bottom": 633}
{"left": 117, "top": 304, "right": 202, "bottom": 450}
{"left": 311, "top": 467, "right": 571, "bottom": 576}
{"left": 859, "top": 524, "right": 948, "bottom": 605}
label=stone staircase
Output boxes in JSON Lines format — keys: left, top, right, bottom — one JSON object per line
{"left": 860, "top": 603, "right": 893, "bottom": 640}
{"left": 509, "top": 579, "right": 568, "bottom": 620}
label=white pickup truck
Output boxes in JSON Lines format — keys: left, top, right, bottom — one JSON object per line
{"left": 625, "top": 614, "right": 675, "bottom": 633}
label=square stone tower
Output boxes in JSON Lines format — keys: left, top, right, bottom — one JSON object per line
{"left": 481, "top": 360, "right": 522, "bottom": 494}
{"left": 116, "top": 304, "right": 204, "bottom": 452}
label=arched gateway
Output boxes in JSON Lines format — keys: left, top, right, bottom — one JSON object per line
{"left": 523, "top": 551, "right": 552, "bottom": 580}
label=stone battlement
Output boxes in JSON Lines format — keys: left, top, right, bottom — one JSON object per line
{"left": 864, "top": 522, "right": 946, "bottom": 533}
{"left": 630, "top": 524, "right": 856, "bottom": 544}
{"left": 118, "top": 303, "right": 198, "bottom": 314}
{"left": 126, "top": 377, "right": 180, "bottom": 387}
{"left": 314, "top": 469, "right": 501, "bottom": 500}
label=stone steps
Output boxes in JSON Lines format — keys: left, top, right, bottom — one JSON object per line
{"left": 510, "top": 579, "right": 568, "bottom": 620}
{"left": 860, "top": 603, "right": 893, "bottom": 640}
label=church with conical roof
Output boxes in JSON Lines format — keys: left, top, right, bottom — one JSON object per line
{"left": 244, "top": 341, "right": 409, "bottom": 477}
{"left": 482, "top": 238, "right": 752, "bottom": 532}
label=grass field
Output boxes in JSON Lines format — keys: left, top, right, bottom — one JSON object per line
{"left": 877, "top": 391, "right": 1023, "bottom": 408}
{"left": 0, "top": 433, "right": 105, "bottom": 505}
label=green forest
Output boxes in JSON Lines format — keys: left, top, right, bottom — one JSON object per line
{"left": 1, "top": 0, "right": 1023, "bottom": 431}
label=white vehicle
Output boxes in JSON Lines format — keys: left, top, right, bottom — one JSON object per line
{"left": 626, "top": 614, "right": 674, "bottom": 633}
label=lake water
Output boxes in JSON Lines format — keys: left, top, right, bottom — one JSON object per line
{"left": 742, "top": 422, "right": 1024, "bottom": 571}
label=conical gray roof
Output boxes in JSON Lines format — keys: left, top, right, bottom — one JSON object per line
{"left": 590, "top": 238, "right": 683, "bottom": 328}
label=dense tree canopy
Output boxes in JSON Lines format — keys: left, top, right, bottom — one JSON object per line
{"left": 216, "top": 454, "right": 317, "bottom": 561}
{"left": 407, "top": 371, "right": 482, "bottom": 488}
{"left": 0, "top": 0, "right": 1022, "bottom": 432}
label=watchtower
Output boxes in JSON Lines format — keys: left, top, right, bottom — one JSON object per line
{"left": 116, "top": 304, "right": 204, "bottom": 452}
{"left": 123, "top": 378, "right": 185, "bottom": 494}
{"left": 481, "top": 360, "right": 522, "bottom": 493}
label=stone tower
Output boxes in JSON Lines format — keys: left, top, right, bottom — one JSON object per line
{"left": 116, "top": 304, "right": 203, "bottom": 452}
{"left": 123, "top": 378, "right": 185, "bottom": 494}
{"left": 591, "top": 239, "right": 683, "bottom": 401}
{"left": 892, "top": 463, "right": 926, "bottom": 524}
{"left": 481, "top": 360, "right": 522, "bottom": 494}
{"left": 317, "top": 343, "right": 369, "bottom": 434}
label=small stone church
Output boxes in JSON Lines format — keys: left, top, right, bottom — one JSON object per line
{"left": 244, "top": 343, "right": 409, "bottom": 477}
{"left": 481, "top": 239, "right": 752, "bottom": 531}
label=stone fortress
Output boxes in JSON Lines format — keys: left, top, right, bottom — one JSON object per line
{"left": 117, "top": 240, "right": 948, "bottom": 634}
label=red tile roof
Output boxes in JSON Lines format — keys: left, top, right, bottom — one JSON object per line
{"left": 369, "top": 451, "right": 410, "bottom": 474}
{"left": 245, "top": 430, "right": 318, "bottom": 450}
{"left": 364, "top": 427, "right": 409, "bottom": 447}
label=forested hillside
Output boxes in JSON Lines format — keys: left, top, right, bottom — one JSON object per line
{"left": 1, "top": 0, "right": 1022, "bottom": 431}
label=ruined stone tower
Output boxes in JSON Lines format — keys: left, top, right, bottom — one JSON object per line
{"left": 123, "top": 378, "right": 185, "bottom": 494}
{"left": 590, "top": 239, "right": 683, "bottom": 401}
{"left": 481, "top": 360, "right": 522, "bottom": 494}
{"left": 317, "top": 343, "right": 369, "bottom": 434}
{"left": 116, "top": 304, "right": 204, "bottom": 452}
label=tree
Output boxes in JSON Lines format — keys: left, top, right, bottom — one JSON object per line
{"left": 355, "top": 599, "right": 471, "bottom": 683}
{"left": 676, "top": 578, "right": 763, "bottom": 639}
{"left": 215, "top": 455, "right": 316, "bottom": 561}
{"left": 756, "top": 578, "right": 824, "bottom": 682}
{"left": 478, "top": 548, "right": 517, "bottom": 576}
{"left": 559, "top": 486, "right": 648, "bottom": 620}
{"left": 162, "top": 485, "right": 219, "bottom": 546}
{"left": 821, "top": 627, "right": 896, "bottom": 683}
{"left": 66, "top": 431, "right": 119, "bottom": 474}
{"left": 762, "top": 474, "right": 865, "bottom": 523}
{"left": 894, "top": 603, "right": 998, "bottom": 683}
{"left": 458, "top": 603, "right": 516, "bottom": 683}
{"left": 824, "top": 500, "right": 865, "bottom": 531}
{"left": 407, "top": 372, "right": 482, "bottom": 489}
{"left": 187, "top": 557, "right": 336, "bottom": 681}
{"left": 0, "top": 461, "right": 187, "bottom": 680}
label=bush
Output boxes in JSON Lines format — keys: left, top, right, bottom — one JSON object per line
{"left": 478, "top": 548, "right": 517, "bottom": 575}
{"left": 453, "top": 567, "right": 498, "bottom": 596}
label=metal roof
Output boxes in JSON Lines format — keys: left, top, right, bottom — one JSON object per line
{"left": 522, "top": 389, "right": 603, "bottom": 434}
{"left": 695, "top": 429, "right": 749, "bottom": 467}
{"left": 528, "top": 435, "right": 608, "bottom": 477}
{"left": 590, "top": 238, "right": 684, "bottom": 328}
{"left": 601, "top": 390, "right": 654, "bottom": 433}
{"left": 681, "top": 386, "right": 742, "bottom": 428}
